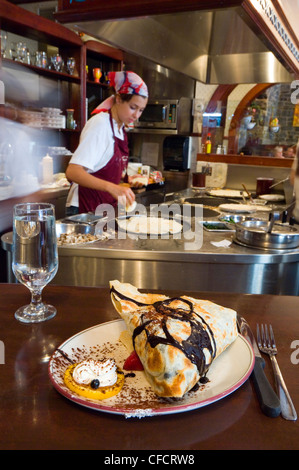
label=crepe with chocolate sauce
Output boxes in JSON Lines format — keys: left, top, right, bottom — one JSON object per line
{"left": 110, "top": 280, "right": 238, "bottom": 398}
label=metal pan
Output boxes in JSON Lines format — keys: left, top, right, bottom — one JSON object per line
{"left": 235, "top": 220, "right": 299, "bottom": 250}
{"left": 56, "top": 222, "right": 95, "bottom": 237}
{"left": 63, "top": 213, "right": 104, "bottom": 225}
{"left": 202, "top": 221, "right": 235, "bottom": 232}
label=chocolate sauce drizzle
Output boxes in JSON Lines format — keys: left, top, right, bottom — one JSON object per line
{"left": 111, "top": 287, "right": 216, "bottom": 377}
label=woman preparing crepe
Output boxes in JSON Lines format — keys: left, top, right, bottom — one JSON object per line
{"left": 65, "top": 71, "right": 148, "bottom": 214}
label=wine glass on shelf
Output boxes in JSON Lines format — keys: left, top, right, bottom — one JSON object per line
{"left": 66, "top": 57, "right": 75, "bottom": 75}
{"left": 51, "top": 54, "right": 64, "bottom": 72}
{"left": 12, "top": 202, "right": 58, "bottom": 323}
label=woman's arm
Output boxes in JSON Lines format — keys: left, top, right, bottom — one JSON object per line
{"left": 66, "top": 163, "right": 135, "bottom": 205}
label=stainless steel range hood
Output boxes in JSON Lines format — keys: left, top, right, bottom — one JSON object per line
{"left": 66, "top": 8, "right": 293, "bottom": 84}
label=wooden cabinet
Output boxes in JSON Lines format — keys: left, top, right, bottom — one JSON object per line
{"left": 82, "top": 40, "right": 124, "bottom": 125}
{"left": 0, "top": 0, "right": 123, "bottom": 152}
{"left": 0, "top": 0, "right": 83, "bottom": 152}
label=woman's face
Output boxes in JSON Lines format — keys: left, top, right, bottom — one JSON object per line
{"left": 115, "top": 94, "right": 148, "bottom": 126}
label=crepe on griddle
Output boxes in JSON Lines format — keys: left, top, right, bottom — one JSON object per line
{"left": 110, "top": 280, "right": 238, "bottom": 398}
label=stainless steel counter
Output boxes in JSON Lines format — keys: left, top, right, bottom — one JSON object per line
{"left": 2, "top": 189, "right": 299, "bottom": 295}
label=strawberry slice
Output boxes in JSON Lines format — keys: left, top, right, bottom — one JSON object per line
{"left": 123, "top": 351, "right": 144, "bottom": 371}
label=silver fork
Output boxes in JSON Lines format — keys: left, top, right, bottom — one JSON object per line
{"left": 257, "top": 324, "right": 297, "bottom": 421}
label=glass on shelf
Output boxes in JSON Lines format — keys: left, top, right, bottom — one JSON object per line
{"left": 1, "top": 31, "right": 7, "bottom": 58}
{"left": 66, "top": 109, "right": 75, "bottom": 129}
{"left": 51, "top": 54, "right": 64, "bottom": 72}
{"left": 93, "top": 67, "right": 102, "bottom": 82}
{"left": 9, "top": 42, "right": 17, "bottom": 60}
{"left": 25, "top": 51, "right": 31, "bottom": 65}
{"left": 66, "top": 57, "right": 76, "bottom": 75}
{"left": 16, "top": 42, "right": 28, "bottom": 62}
{"left": 35, "top": 51, "right": 48, "bottom": 68}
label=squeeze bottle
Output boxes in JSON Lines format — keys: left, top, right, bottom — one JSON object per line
{"left": 42, "top": 154, "right": 53, "bottom": 184}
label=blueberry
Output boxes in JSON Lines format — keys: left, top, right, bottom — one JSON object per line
{"left": 90, "top": 379, "right": 100, "bottom": 389}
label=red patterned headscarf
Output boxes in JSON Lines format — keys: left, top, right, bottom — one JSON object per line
{"left": 92, "top": 71, "right": 148, "bottom": 114}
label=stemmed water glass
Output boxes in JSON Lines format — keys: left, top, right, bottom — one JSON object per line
{"left": 12, "top": 203, "right": 58, "bottom": 323}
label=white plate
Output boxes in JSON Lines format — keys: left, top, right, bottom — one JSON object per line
{"left": 259, "top": 194, "right": 285, "bottom": 202}
{"left": 207, "top": 189, "right": 244, "bottom": 198}
{"left": 219, "top": 203, "right": 257, "bottom": 213}
{"left": 48, "top": 319, "right": 254, "bottom": 418}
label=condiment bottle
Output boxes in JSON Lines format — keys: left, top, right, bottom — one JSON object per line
{"left": 206, "top": 133, "right": 212, "bottom": 154}
{"left": 42, "top": 154, "right": 53, "bottom": 184}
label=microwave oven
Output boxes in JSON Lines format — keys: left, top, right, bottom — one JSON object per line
{"left": 134, "top": 98, "right": 192, "bottom": 133}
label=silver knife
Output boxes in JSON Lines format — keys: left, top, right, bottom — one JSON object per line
{"left": 237, "top": 316, "right": 281, "bottom": 417}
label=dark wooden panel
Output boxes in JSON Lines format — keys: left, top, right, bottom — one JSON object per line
{"left": 55, "top": 0, "right": 242, "bottom": 22}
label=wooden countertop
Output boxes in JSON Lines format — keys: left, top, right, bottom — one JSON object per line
{"left": 1, "top": 283, "right": 299, "bottom": 450}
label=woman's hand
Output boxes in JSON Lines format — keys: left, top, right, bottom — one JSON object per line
{"left": 108, "top": 182, "right": 136, "bottom": 206}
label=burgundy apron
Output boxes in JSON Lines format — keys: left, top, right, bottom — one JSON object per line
{"left": 79, "top": 111, "right": 129, "bottom": 213}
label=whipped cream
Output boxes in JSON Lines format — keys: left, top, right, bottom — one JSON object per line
{"left": 72, "top": 359, "right": 118, "bottom": 387}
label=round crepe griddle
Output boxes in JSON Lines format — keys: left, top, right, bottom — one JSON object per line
{"left": 162, "top": 204, "right": 219, "bottom": 218}
{"left": 203, "top": 208, "right": 220, "bottom": 218}
{"left": 184, "top": 197, "right": 237, "bottom": 206}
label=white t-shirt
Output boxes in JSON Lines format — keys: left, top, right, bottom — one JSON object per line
{"left": 66, "top": 112, "right": 126, "bottom": 207}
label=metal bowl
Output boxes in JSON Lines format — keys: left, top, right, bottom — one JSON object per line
{"left": 56, "top": 222, "right": 95, "bottom": 237}
{"left": 235, "top": 220, "right": 299, "bottom": 250}
{"left": 64, "top": 213, "right": 103, "bottom": 224}
{"left": 219, "top": 214, "right": 247, "bottom": 224}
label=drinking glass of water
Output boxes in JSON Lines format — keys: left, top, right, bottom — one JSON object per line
{"left": 12, "top": 202, "right": 58, "bottom": 323}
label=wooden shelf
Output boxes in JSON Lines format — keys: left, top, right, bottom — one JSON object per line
{"left": 84, "top": 40, "right": 124, "bottom": 62}
{"left": 86, "top": 79, "right": 109, "bottom": 87}
{"left": 0, "top": 0, "right": 82, "bottom": 47}
{"left": 2, "top": 58, "right": 81, "bottom": 83}
{"left": 0, "top": 0, "right": 126, "bottom": 159}
{"left": 82, "top": 39, "right": 123, "bottom": 124}
{"left": 197, "top": 153, "right": 294, "bottom": 168}
{"left": 0, "top": 0, "right": 123, "bottom": 148}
